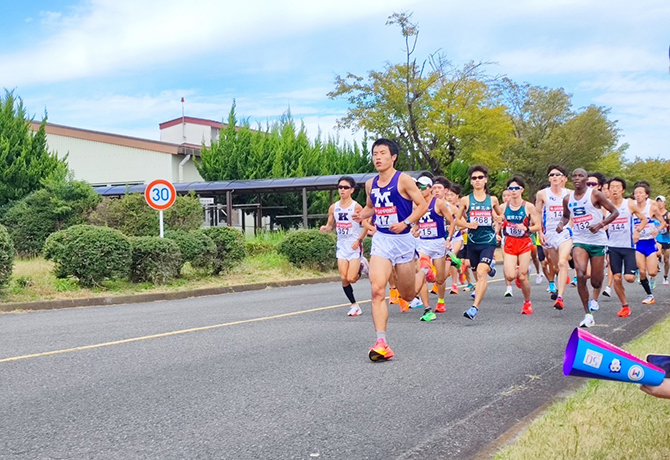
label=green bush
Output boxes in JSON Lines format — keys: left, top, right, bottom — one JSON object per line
{"left": 202, "top": 226, "right": 246, "bottom": 273}
{"left": 2, "top": 180, "right": 101, "bottom": 257}
{"left": 130, "top": 237, "right": 182, "bottom": 284}
{"left": 89, "top": 191, "right": 204, "bottom": 236}
{"left": 165, "top": 230, "right": 216, "bottom": 271}
{"left": 0, "top": 224, "right": 14, "bottom": 287}
{"left": 43, "top": 224, "right": 131, "bottom": 286}
{"left": 277, "top": 230, "right": 336, "bottom": 270}
{"left": 244, "top": 240, "right": 276, "bottom": 257}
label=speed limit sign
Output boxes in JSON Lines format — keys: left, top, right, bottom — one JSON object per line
{"left": 145, "top": 179, "right": 176, "bottom": 211}
{"left": 145, "top": 179, "right": 176, "bottom": 237}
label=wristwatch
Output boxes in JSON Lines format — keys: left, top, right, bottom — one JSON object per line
{"left": 403, "top": 218, "right": 415, "bottom": 227}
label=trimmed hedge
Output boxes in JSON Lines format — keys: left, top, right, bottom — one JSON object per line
{"left": 277, "top": 230, "right": 336, "bottom": 270}
{"left": 202, "top": 226, "right": 246, "bottom": 273}
{"left": 165, "top": 230, "right": 216, "bottom": 272}
{"left": 130, "top": 237, "right": 182, "bottom": 284}
{"left": 0, "top": 224, "right": 14, "bottom": 287}
{"left": 43, "top": 224, "right": 131, "bottom": 286}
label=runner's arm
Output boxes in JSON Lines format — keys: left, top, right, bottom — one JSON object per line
{"left": 629, "top": 201, "right": 648, "bottom": 241}
{"left": 592, "top": 190, "right": 619, "bottom": 232}
{"left": 455, "top": 196, "right": 474, "bottom": 229}
{"left": 526, "top": 202, "right": 542, "bottom": 233}
{"left": 389, "top": 174, "right": 428, "bottom": 233}
{"left": 556, "top": 195, "right": 570, "bottom": 233}
{"left": 353, "top": 179, "right": 375, "bottom": 222}
{"left": 320, "top": 203, "right": 336, "bottom": 233}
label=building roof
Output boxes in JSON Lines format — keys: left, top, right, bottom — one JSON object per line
{"left": 93, "top": 172, "right": 422, "bottom": 197}
{"left": 159, "top": 116, "right": 225, "bottom": 130}
{"left": 30, "top": 121, "right": 200, "bottom": 156}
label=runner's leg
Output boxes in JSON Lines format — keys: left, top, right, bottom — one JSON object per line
{"left": 573, "top": 247, "right": 591, "bottom": 314}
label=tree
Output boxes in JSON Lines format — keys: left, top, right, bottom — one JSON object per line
{"left": 327, "top": 12, "right": 513, "bottom": 174}
{"left": 0, "top": 90, "right": 69, "bottom": 213}
{"left": 624, "top": 157, "right": 670, "bottom": 197}
{"left": 500, "top": 79, "right": 624, "bottom": 195}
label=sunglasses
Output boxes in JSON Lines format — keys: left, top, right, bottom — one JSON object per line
{"left": 471, "top": 175, "right": 486, "bottom": 181}
{"left": 508, "top": 186, "right": 522, "bottom": 191}
{"left": 338, "top": 185, "right": 352, "bottom": 190}
{"left": 548, "top": 172, "right": 564, "bottom": 177}
{"left": 416, "top": 183, "right": 429, "bottom": 190}
{"left": 586, "top": 182, "right": 599, "bottom": 188}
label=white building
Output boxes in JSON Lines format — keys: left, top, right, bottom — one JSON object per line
{"left": 30, "top": 116, "right": 228, "bottom": 187}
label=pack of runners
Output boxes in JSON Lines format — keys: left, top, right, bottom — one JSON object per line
{"left": 319, "top": 139, "right": 669, "bottom": 361}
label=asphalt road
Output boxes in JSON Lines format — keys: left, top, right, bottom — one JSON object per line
{"left": 1, "top": 272, "right": 668, "bottom": 460}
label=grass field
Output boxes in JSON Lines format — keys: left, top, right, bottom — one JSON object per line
{"left": 1, "top": 251, "right": 337, "bottom": 305}
{"left": 495, "top": 316, "right": 670, "bottom": 460}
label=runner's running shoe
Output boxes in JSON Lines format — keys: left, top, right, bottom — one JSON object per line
{"left": 579, "top": 313, "right": 595, "bottom": 328}
{"left": 571, "top": 277, "right": 577, "bottom": 286}
{"left": 347, "top": 305, "right": 362, "bottom": 316}
{"left": 435, "top": 301, "right": 446, "bottom": 313}
{"left": 550, "top": 290, "right": 558, "bottom": 301}
{"left": 664, "top": 277, "right": 669, "bottom": 286}
{"left": 617, "top": 306, "right": 631, "bottom": 317}
{"left": 359, "top": 256, "right": 370, "bottom": 278}
{"left": 420, "top": 257, "right": 436, "bottom": 282}
{"left": 535, "top": 273, "right": 543, "bottom": 285}
{"left": 470, "top": 289, "right": 476, "bottom": 299}
{"left": 488, "top": 261, "right": 497, "bottom": 278}
{"left": 504, "top": 286, "right": 513, "bottom": 297}
{"left": 464, "top": 283, "right": 475, "bottom": 292}
{"left": 521, "top": 301, "right": 533, "bottom": 315}
{"left": 603, "top": 285, "right": 612, "bottom": 297}
{"left": 642, "top": 295, "right": 655, "bottom": 305}
{"left": 450, "top": 284, "right": 459, "bottom": 295}
{"left": 409, "top": 297, "right": 424, "bottom": 309}
{"left": 589, "top": 299, "right": 600, "bottom": 312}
{"left": 463, "top": 306, "right": 478, "bottom": 320}
{"left": 447, "top": 251, "right": 462, "bottom": 270}
{"left": 553, "top": 297, "right": 564, "bottom": 310}
{"left": 369, "top": 339, "right": 394, "bottom": 361}
{"left": 420, "top": 309, "right": 437, "bottom": 322}
{"left": 650, "top": 277, "right": 656, "bottom": 290}
{"left": 399, "top": 298, "right": 410, "bottom": 312}
{"left": 430, "top": 283, "right": 439, "bottom": 295}
{"left": 389, "top": 288, "right": 399, "bottom": 305}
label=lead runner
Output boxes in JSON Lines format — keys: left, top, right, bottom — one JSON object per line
{"left": 353, "top": 139, "right": 431, "bottom": 361}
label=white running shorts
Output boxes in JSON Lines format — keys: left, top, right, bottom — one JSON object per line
{"left": 337, "top": 238, "right": 362, "bottom": 261}
{"left": 371, "top": 232, "right": 416, "bottom": 266}
{"left": 544, "top": 229, "right": 572, "bottom": 250}
{"left": 416, "top": 238, "right": 446, "bottom": 260}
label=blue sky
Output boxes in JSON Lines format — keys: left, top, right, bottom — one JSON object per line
{"left": 2, "top": 0, "right": 669, "bottom": 160}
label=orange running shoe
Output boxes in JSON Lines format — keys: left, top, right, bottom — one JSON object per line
{"left": 399, "top": 298, "right": 410, "bottom": 312}
{"left": 369, "top": 339, "right": 394, "bottom": 361}
{"left": 553, "top": 297, "right": 564, "bottom": 310}
{"left": 431, "top": 283, "right": 439, "bottom": 295}
{"left": 420, "top": 257, "right": 436, "bottom": 282}
{"left": 617, "top": 306, "right": 631, "bottom": 317}
{"left": 435, "top": 301, "right": 446, "bottom": 313}
{"left": 389, "top": 288, "right": 399, "bottom": 304}
{"left": 521, "top": 301, "right": 533, "bottom": 315}
{"left": 450, "top": 284, "right": 459, "bottom": 295}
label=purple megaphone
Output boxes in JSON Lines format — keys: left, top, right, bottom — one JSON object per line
{"left": 563, "top": 328, "right": 666, "bottom": 386}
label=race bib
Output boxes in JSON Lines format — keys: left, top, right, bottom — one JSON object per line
{"left": 375, "top": 206, "right": 399, "bottom": 228}
{"left": 504, "top": 224, "right": 526, "bottom": 238}
{"left": 573, "top": 214, "right": 593, "bottom": 232}
{"left": 469, "top": 209, "right": 492, "bottom": 226}
{"left": 548, "top": 205, "right": 563, "bottom": 219}
{"left": 336, "top": 221, "right": 352, "bottom": 236}
{"left": 609, "top": 217, "right": 628, "bottom": 233}
{"left": 419, "top": 221, "right": 438, "bottom": 238}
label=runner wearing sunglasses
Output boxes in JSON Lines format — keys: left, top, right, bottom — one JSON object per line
{"left": 500, "top": 176, "right": 542, "bottom": 315}
{"left": 456, "top": 165, "right": 503, "bottom": 320}
{"left": 535, "top": 165, "right": 573, "bottom": 309}
{"left": 321, "top": 176, "right": 369, "bottom": 317}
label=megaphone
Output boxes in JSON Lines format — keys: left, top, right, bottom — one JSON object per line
{"left": 563, "top": 328, "right": 666, "bottom": 386}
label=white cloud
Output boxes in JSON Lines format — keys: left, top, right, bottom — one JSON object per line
{"left": 0, "top": 0, "right": 414, "bottom": 87}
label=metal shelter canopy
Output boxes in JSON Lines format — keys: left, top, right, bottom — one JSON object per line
{"left": 93, "top": 172, "right": 422, "bottom": 228}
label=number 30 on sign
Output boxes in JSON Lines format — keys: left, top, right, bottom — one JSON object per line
{"left": 145, "top": 179, "right": 176, "bottom": 211}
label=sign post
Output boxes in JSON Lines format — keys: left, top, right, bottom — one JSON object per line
{"left": 144, "top": 179, "right": 177, "bottom": 237}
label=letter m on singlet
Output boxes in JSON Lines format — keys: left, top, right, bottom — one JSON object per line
{"left": 374, "top": 190, "right": 392, "bottom": 207}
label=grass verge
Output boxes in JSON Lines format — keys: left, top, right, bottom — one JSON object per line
{"left": 1, "top": 253, "right": 338, "bottom": 305}
{"left": 495, "top": 316, "right": 670, "bottom": 460}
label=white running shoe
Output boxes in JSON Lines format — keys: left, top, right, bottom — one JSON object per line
{"left": 579, "top": 313, "right": 595, "bottom": 328}
{"left": 603, "top": 286, "right": 612, "bottom": 297}
{"left": 663, "top": 277, "right": 669, "bottom": 286}
{"left": 409, "top": 297, "right": 424, "bottom": 309}
{"left": 347, "top": 304, "right": 362, "bottom": 316}
{"left": 642, "top": 295, "right": 655, "bottom": 305}
{"left": 359, "top": 256, "right": 370, "bottom": 278}
{"left": 589, "top": 299, "right": 600, "bottom": 312}
{"left": 504, "top": 286, "right": 513, "bottom": 297}
{"left": 535, "top": 273, "right": 543, "bottom": 285}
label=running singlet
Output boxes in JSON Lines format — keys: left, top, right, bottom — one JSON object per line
{"left": 608, "top": 200, "right": 634, "bottom": 249}
{"left": 333, "top": 200, "right": 360, "bottom": 241}
{"left": 370, "top": 171, "right": 413, "bottom": 235}
{"left": 568, "top": 188, "right": 607, "bottom": 246}
{"left": 542, "top": 187, "right": 570, "bottom": 234}
{"left": 466, "top": 194, "right": 496, "bottom": 245}
{"left": 503, "top": 202, "right": 531, "bottom": 238}
{"left": 634, "top": 199, "right": 655, "bottom": 241}
{"left": 418, "top": 197, "right": 446, "bottom": 240}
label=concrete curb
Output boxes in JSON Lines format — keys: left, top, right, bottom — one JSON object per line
{"left": 0, "top": 276, "right": 342, "bottom": 313}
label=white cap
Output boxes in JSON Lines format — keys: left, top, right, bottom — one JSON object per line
{"left": 417, "top": 176, "right": 433, "bottom": 187}
{"left": 656, "top": 195, "right": 666, "bottom": 202}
